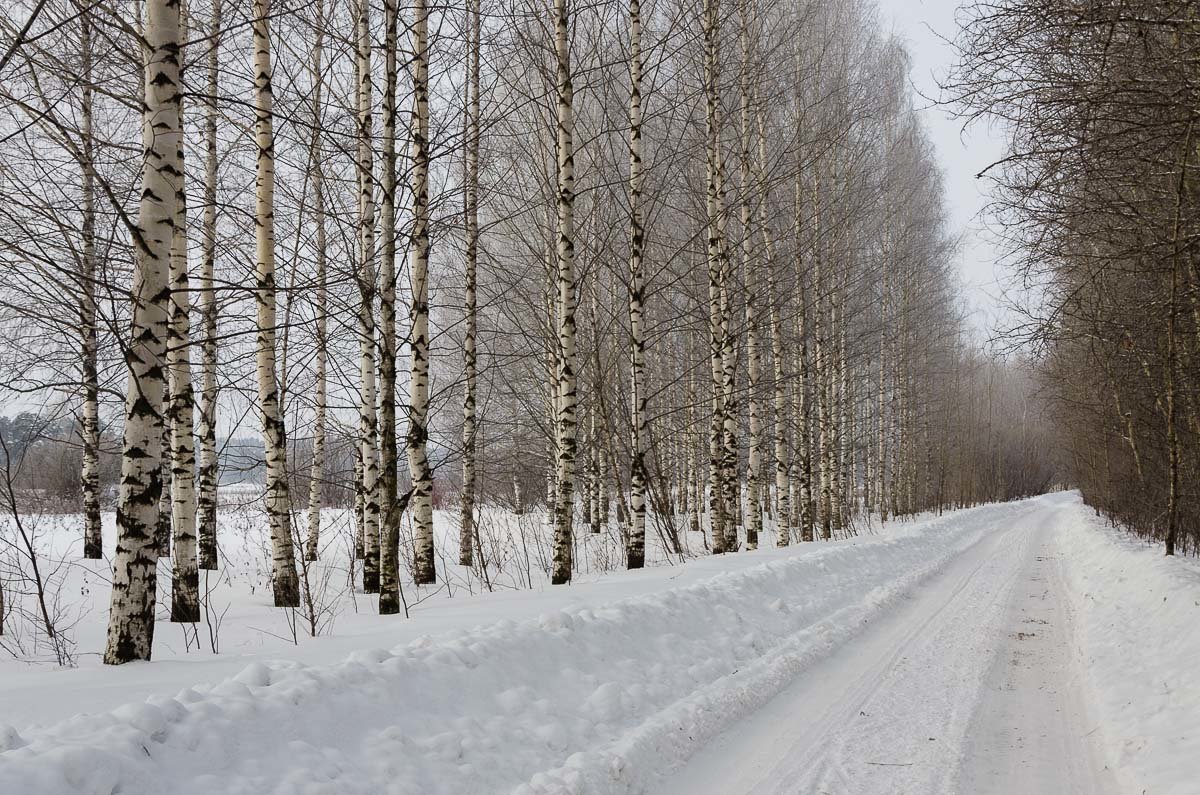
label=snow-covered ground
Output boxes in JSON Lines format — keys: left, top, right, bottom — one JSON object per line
{"left": 1059, "top": 496, "right": 1200, "bottom": 795}
{"left": 0, "top": 502, "right": 709, "bottom": 725}
{"left": 0, "top": 492, "right": 1195, "bottom": 793}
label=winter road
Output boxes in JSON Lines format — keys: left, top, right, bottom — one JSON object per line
{"left": 662, "top": 494, "right": 1119, "bottom": 795}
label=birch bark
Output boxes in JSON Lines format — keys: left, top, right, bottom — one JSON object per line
{"left": 704, "top": 0, "right": 728, "bottom": 554}
{"left": 79, "top": 7, "right": 101, "bottom": 559}
{"left": 252, "top": 0, "right": 300, "bottom": 607}
{"left": 355, "top": 0, "right": 381, "bottom": 592}
{"left": 304, "top": 0, "right": 327, "bottom": 562}
{"left": 407, "top": 0, "right": 437, "bottom": 586}
{"left": 104, "top": 0, "right": 181, "bottom": 664}
{"left": 626, "top": 0, "right": 647, "bottom": 569}
{"left": 550, "top": 0, "right": 578, "bottom": 585}
{"left": 459, "top": 0, "right": 481, "bottom": 567}
{"left": 378, "top": 0, "right": 402, "bottom": 611}
{"left": 196, "top": 0, "right": 221, "bottom": 570}
{"left": 758, "top": 112, "right": 788, "bottom": 546}
{"left": 739, "top": 4, "right": 760, "bottom": 549}
{"left": 168, "top": 52, "right": 198, "bottom": 621}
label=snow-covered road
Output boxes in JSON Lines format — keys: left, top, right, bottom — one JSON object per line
{"left": 8, "top": 493, "right": 1184, "bottom": 794}
{"left": 662, "top": 493, "right": 1119, "bottom": 795}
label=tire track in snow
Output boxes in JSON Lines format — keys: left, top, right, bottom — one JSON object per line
{"left": 659, "top": 495, "right": 1119, "bottom": 795}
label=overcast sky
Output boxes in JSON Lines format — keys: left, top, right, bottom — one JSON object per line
{"left": 874, "top": 0, "right": 1010, "bottom": 337}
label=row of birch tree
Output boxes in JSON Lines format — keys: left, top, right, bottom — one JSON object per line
{"left": 0, "top": 0, "right": 1056, "bottom": 663}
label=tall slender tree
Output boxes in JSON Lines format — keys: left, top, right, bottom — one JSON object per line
{"left": 626, "top": 0, "right": 648, "bottom": 569}
{"left": 196, "top": 0, "right": 221, "bottom": 571}
{"left": 168, "top": 40, "right": 199, "bottom": 622}
{"left": 355, "top": 0, "right": 381, "bottom": 593}
{"left": 77, "top": 3, "right": 101, "bottom": 560}
{"left": 407, "top": 0, "right": 437, "bottom": 586}
{"left": 460, "top": 0, "right": 482, "bottom": 568}
{"left": 304, "top": 0, "right": 328, "bottom": 563}
{"left": 704, "top": 0, "right": 729, "bottom": 554}
{"left": 550, "top": 0, "right": 579, "bottom": 585}
{"left": 379, "top": 0, "right": 403, "bottom": 610}
{"left": 103, "top": 0, "right": 182, "bottom": 665}
{"left": 739, "top": 1, "right": 761, "bottom": 549}
{"left": 252, "top": 0, "right": 300, "bottom": 608}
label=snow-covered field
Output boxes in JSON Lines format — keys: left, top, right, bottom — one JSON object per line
{"left": 0, "top": 493, "right": 1196, "bottom": 793}
{"left": 0, "top": 501, "right": 713, "bottom": 724}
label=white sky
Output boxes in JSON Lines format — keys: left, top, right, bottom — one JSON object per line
{"left": 874, "top": 0, "right": 1011, "bottom": 337}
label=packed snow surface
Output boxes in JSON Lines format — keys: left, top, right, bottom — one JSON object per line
{"left": 1, "top": 493, "right": 1195, "bottom": 793}
{"left": 663, "top": 491, "right": 1119, "bottom": 795}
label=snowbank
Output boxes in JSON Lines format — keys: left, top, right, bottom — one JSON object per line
{"left": 0, "top": 500, "right": 1039, "bottom": 795}
{"left": 1058, "top": 495, "right": 1200, "bottom": 795}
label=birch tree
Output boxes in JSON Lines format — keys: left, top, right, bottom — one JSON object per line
{"left": 550, "top": 0, "right": 579, "bottom": 585}
{"left": 704, "top": 0, "right": 729, "bottom": 554}
{"left": 168, "top": 77, "right": 198, "bottom": 623}
{"left": 103, "top": 0, "right": 182, "bottom": 665}
{"left": 459, "top": 0, "right": 482, "bottom": 568}
{"left": 355, "top": 0, "right": 381, "bottom": 593}
{"left": 407, "top": 0, "right": 437, "bottom": 586}
{"left": 738, "top": 1, "right": 761, "bottom": 549}
{"left": 379, "top": 0, "right": 403, "bottom": 610}
{"left": 625, "top": 0, "right": 647, "bottom": 570}
{"left": 196, "top": 0, "right": 220, "bottom": 571}
{"left": 304, "top": 0, "right": 327, "bottom": 563}
{"left": 77, "top": 4, "right": 101, "bottom": 560}
{"left": 252, "top": 0, "right": 300, "bottom": 608}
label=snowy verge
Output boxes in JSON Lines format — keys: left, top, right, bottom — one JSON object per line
{"left": 0, "top": 500, "right": 1038, "bottom": 795}
{"left": 1057, "top": 494, "right": 1200, "bottom": 795}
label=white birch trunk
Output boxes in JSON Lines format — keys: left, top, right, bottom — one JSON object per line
{"left": 757, "top": 111, "right": 788, "bottom": 546}
{"left": 738, "top": 4, "right": 760, "bottom": 549}
{"left": 156, "top": 410, "right": 173, "bottom": 556}
{"left": 626, "top": 0, "right": 647, "bottom": 569}
{"left": 407, "top": 0, "right": 437, "bottom": 586}
{"left": 353, "top": 446, "right": 365, "bottom": 559}
{"left": 837, "top": 282, "right": 851, "bottom": 526}
{"left": 792, "top": 178, "right": 814, "bottom": 542}
{"left": 196, "top": 0, "right": 221, "bottom": 571}
{"left": 719, "top": 239, "right": 738, "bottom": 552}
{"left": 796, "top": 295, "right": 814, "bottom": 542}
{"left": 686, "top": 365, "right": 702, "bottom": 537}
{"left": 168, "top": 126, "right": 199, "bottom": 623}
{"left": 355, "top": 0, "right": 381, "bottom": 592}
{"left": 812, "top": 172, "right": 833, "bottom": 541}
{"left": 830, "top": 278, "right": 845, "bottom": 533}
{"left": 550, "top": 0, "right": 578, "bottom": 585}
{"left": 379, "top": 0, "right": 403, "bottom": 612}
{"left": 704, "top": 0, "right": 728, "bottom": 554}
{"left": 459, "top": 0, "right": 481, "bottom": 567}
{"left": 103, "top": 0, "right": 181, "bottom": 664}
{"left": 545, "top": 282, "right": 557, "bottom": 512}
{"left": 79, "top": 8, "right": 102, "bottom": 559}
{"left": 252, "top": 0, "right": 300, "bottom": 607}
{"left": 304, "top": 0, "right": 327, "bottom": 562}
{"left": 876, "top": 266, "right": 889, "bottom": 520}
